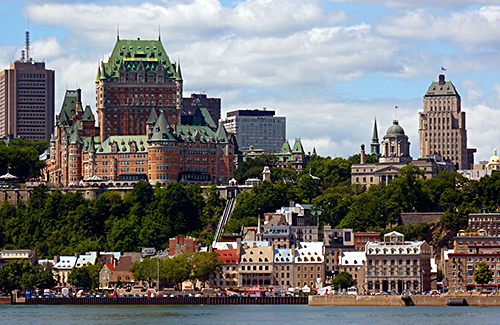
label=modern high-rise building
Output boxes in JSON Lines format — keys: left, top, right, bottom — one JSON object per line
{"left": 0, "top": 53, "right": 55, "bottom": 141}
{"left": 222, "top": 109, "right": 286, "bottom": 153}
{"left": 95, "top": 36, "right": 183, "bottom": 141}
{"left": 418, "top": 73, "right": 474, "bottom": 169}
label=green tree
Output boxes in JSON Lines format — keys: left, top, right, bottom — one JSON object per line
{"left": 474, "top": 262, "right": 493, "bottom": 288}
{"left": 331, "top": 271, "right": 353, "bottom": 291}
{"left": 67, "top": 264, "right": 102, "bottom": 290}
{"left": 190, "top": 252, "right": 223, "bottom": 287}
{"left": 163, "top": 255, "right": 192, "bottom": 290}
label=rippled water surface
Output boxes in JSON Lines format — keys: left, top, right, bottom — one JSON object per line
{"left": 1, "top": 305, "right": 500, "bottom": 324}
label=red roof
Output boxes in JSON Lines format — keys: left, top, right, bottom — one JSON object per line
{"left": 214, "top": 249, "right": 239, "bottom": 265}
{"left": 106, "top": 263, "right": 115, "bottom": 272}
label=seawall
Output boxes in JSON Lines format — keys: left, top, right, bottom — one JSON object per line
{"left": 309, "top": 294, "right": 500, "bottom": 306}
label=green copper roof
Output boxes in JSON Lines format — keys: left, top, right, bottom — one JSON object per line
{"left": 82, "top": 105, "right": 95, "bottom": 122}
{"left": 150, "top": 111, "right": 176, "bottom": 141}
{"left": 385, "top": 120, "right": 405, "bottom": 137}
{"left": 97, "top": 135, "right": 148, "bottom": 154}
{"left": 99, "top": 39, "right": 179, "bottom": 81}
{"left": 192, "top": 107, "right": 216, "bottom": 129}
{"left": 69, "top": 130, "right": 83, "bottom": 145}
{"left": 312, "top": 147, "right": 317, "bottom": 155}
{"left": 146, "top": 108, "right": 158, "bottom": 125}
{"left": 58, "top": 90, "right": 78, "bottom": 124}
{"left": 292, "top": 140, "right": 304, "bottom": 154}
{"left": 215, "top": 121, "right": 230, "bottom": 144}
{"left": 425, "top": 74, "right": 459, "bottom": 97}
{"left": 87, "top": 136, "right": 96, "bottom": 153}
{"left": 176, "top": 60, "right": 183, "bottom": 81}
{"left": 176, "top": 125, "right": 215, "bottom": 143}
{"left": 371, "top": 118, "right": 379, "bottom": 144}
{"left": 280, "top": 141, "right": 291, "bottom": 153}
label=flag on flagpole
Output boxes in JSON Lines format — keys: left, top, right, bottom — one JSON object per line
{"left": 441, "top": 66, "right": 446, "bottom": 71}
{"left": 395, "top": 106, "right": 399, "bottom": 109}
{"left": 7, "top": 166, "right": 11, "bottom": 170}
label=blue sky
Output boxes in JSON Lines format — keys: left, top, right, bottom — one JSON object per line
{"left": 2, "top": 0, "right": 500, "bottom": 163}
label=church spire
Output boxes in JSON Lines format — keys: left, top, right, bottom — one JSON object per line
{"left": 370, "top": 118, "right": 380, "bottom": 157}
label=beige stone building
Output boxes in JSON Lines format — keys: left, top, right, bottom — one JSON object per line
{"left": 352, "top": 120, "right": 454, "bottom": 187}
{"left": 294, "top": 242, "right": 325, "bottom": 289}
{"left": 418, "top": 73, "right": 475, "bottom": 170}
{"left": 338, "top": 251, "right": 366, "bottom": 291}
{"left": 364, "top": 231, "right": 432, "bottom": 293}
{"left": 238, "top": 242, "right": 274, "bottom": 287}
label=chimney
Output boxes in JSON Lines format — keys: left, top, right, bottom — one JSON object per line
{"left": 360, "top": 144, "right": 366, "bottom": 165}
{"left": 439, "top": 74, "right": 445, "bottom": 85}
{"left": 54, "top": 255, "right": 60, "bottom": 264}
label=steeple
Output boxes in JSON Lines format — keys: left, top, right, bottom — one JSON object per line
{"left": 370, "top": 118, "right": 380, "bottom": 157}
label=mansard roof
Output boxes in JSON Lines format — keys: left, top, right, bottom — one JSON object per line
{"left": 100, "top": 39, "right": 179, "bottom": 81}
{"left": 96, "top": 135, "right": 148, "bottom": 154}
{"left": 280, "top": 141, "right": 291, "bottom": 154}
{"left": 192, "top": 107, "right": 216, "bottom": 129}
{"left": 57, "top": 90, "right": 78, "bottom": 124}
{"left": 176, "top": 125, "right": 216, "bottom": 144}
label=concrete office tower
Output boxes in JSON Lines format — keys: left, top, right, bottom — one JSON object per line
{"left": 419, "top": 73, "right": 473, "bottom": 169}
{"left": 222, "top": 109, "right": 286, "bottom": 153}
{"left": 0, "top": 26, "right": 55, "bottom": 141}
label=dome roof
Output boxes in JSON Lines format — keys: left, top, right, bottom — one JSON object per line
{"left": 386, "top": 120, "right": 405, "bottom": 137}
{"left": 489, "top": 149, "right": 500, "bottom": 164}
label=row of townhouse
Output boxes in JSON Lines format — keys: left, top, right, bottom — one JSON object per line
{"left": 212, "top": 231, "right": 433, "bottom": 294}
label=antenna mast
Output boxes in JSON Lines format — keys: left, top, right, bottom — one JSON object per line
{"left": 25, "top": 11, "right": 30, "bottom": 62}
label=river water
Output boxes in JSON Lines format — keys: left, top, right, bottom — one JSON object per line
{"left": 1, "top": 305, "right": 500, "bottom": 324}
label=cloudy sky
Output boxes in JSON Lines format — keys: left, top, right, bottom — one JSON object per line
{"left": 1, "top": 0, "right": 500, "bottom": 163}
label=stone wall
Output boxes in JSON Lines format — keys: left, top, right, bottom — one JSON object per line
{"left": 309, "top": 294, "right": 500, "bottom": 306}
{"left": 400, "top": 212, "right": 443, "bottom": 226}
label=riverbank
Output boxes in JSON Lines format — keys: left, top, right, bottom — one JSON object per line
{"left": 308, "top": 294, "right": 500, "bottom": 306}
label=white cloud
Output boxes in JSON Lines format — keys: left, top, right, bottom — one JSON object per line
{"left": 329, "top": 0, "right": 500, "bottom": 9}
{"left": 378, "top": 6, "right": 500, "bottom": 49}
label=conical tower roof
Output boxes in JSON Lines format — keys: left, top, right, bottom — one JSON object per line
{"left": 87, "top": 136, "right": 96, "bottom": 153}
{"left": 82, "top": 105, "right": 95, "bottom": 122}
{"left": 146, "top": 108, "right": 158, "bottom": 125}
{"left": 69, "top": 130, "right": 83, "bottom": 145}
{"left": 215, "top": 120, "right": 229, "bottom": 143}
{"left": 371, "top": 118, "right": 379, "bottom": 144}
{"left": 280, "top": 141, "right": 291, "bottom": 153}
{"left": 150, "top": 110, "right": 176, "bottom": 141}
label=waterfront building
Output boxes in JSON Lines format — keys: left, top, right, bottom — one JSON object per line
{"left": 108, "top": 256, "right": 135, "bottom": 288}
{"left": 338, "top": 251, "right": 366, "bottom": 291}
{"left": 213, "top": 248, "right": 239, "bottom": 289}
{"left": 0, "top": 57, "right": 54, "bottom": 141}
{"left": 238, "top": 241, "right": 274, "bottom": 287}
{"left": 99, "top": 263, "right": 115, "bottom": 289}
{"left": 52, "top": 255, "right": 77, "bottom": 286}
{"left": 444, "top": 230, "right": 500, "bottom": 292}
{"left": 351, "top": 120, "right": 455, "bottom": 187}
{"left": 222, "top": 109, "right": 285, "bottom": 153}
{"left": 323, "top": 226, "right": 355, "bottom": 278}
{"left": 273, "top": 247, "right": 295, "bottom": 288}
{"left": 364, "top": 231, "right": 432, "bottom": 293}
{"left": 0, "top": 249, "right": 38, "bottom": 267}
{"left": 418, "top": 73, "right": 475, "bottom": 169}
{"left": 294, "top": 242, "right": 325, "bottom": 289}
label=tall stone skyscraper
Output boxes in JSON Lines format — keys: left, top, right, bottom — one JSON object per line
{"left": 419, "top": 73, "right": 470, "bottom": 170}
{"left": 0, "top": 27, "right": 55, "bottom": 141}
